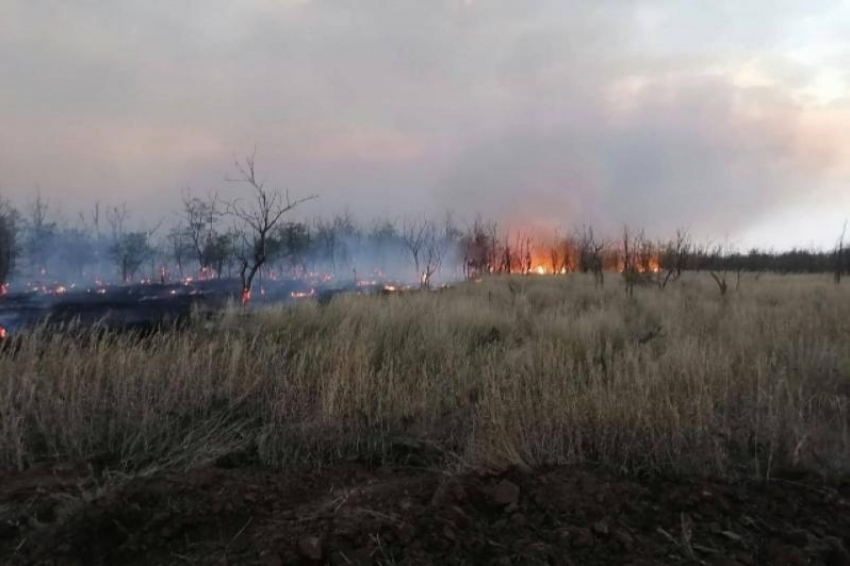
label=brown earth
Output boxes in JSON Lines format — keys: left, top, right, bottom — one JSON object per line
{"left": 1, "top": 461, "right": 849, "bottom": 566}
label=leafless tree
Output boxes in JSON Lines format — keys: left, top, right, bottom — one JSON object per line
{"left": 668, "top": 229, "right": 691, "bottom": 281}
{"left": 106, "top": 205, "right": 159, "bottom": 282}
{"left": 835, "top": 221, "right": 847, "bottom": 284}
{"left": 620, "top": 225, "right": 638, "bottom": 297}
{"left": 500, "top": 232, "right": 513, "bottom": 274}
{"left": 166, "top": 225, "right": 193, "bottom": 279}
{"left": 420, "top": 222, "right": 444, "bottom": 289}
{"left": 0, "top": 198, "right": 18, "bottom": 286}
{"left": 401, "top": 217, "right": 429, "bottom": 283}
{"left": 461, "top": 217, "right": 497, "bottom": 278}
{"left": 708, "top": 243, "right": 729, "bottom": 296}
{"left": 576, "top": 225, "right": 606, "bottom": 286}
{"left": 226, "top": 151, "right": 316, "bottom": 305}
{"left": 25, "top": 192, "right": 56, "bottom": 275}
{"left": 515, "top": 232, "right": 532, "bottom": 274}
{"left": 180, "top": 189, "right": 225, "bottom": 277}
{"left": 548, "top": 231, "right": 572, "bottom": 274}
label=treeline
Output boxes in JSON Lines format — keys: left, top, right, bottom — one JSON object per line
{"left": 0, "top": 190, "right": 466, "bottom": 291}
{"left": 0, "top": 193, "right": 847, "bottom": 293}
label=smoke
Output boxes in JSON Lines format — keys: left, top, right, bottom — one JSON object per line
{"left": 1, "top": 0, "right": 849, "bottom": 247}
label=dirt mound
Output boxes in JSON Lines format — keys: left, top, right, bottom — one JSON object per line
{"left": 1, "top": 463, "right": 849, "bottom": 565}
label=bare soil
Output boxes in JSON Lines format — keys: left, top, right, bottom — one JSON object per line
{"left": 1, "top": 461, "right": 849, "bottom": 565}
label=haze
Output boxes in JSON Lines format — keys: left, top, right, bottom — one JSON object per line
{"left": 1, "top": 1, "right": 849, "bottom": 249}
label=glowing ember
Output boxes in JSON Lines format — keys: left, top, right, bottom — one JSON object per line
{"left": 241, "top": 288, "right": 252, "bottom": 305}
{"left": 0, "top": 325, "right": 6, "bottom": 340}
{"left": 290, "top": 289, "right": 316, "bottom": 299}
{"left": 0, "top": 284, "right": 8, "bottom": 296}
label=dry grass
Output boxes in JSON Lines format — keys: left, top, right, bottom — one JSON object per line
{"left": 1, "top": 273, "right": 848, "bottom": 479}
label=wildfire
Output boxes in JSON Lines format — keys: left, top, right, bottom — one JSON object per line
{"left": 648, "top": 258, "right": 660, "bottom": 273}
{"left": 241, "top": 288, "right": 252, "bottom": 305}
{"left": 535, "top": 265, "right": 545, "bottom": 275}
{"left": 0, "top": 284, "right": 8, "bottom": 296}
{"left": 290, "top": 289, "right": 316, "bottom": 299}
{"left": 619, "top": 256, "right": 662, "bottom": 274}
{"left": 0, "top": 325, "right": 6, "bottom": 341}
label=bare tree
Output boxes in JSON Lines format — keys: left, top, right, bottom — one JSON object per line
{"left": 708, "top": 243, "right": 729, "bottom": 296}
{"left": 620, "top": 225, "right": 638, "bottom": 297}
{"left": 401, "top": 217, "right": 429, "bottom": 283}
{"left": 25, "top": 192, "right": 56, "bottom": 275}
{"left": 180, "top": 189, "right": 225, "bottom": 278}
{"left": 166, "top": 225, "right": 193, "bottom": 279}
{"left": 106, "top": 205, "right": 158, "bottom": 282}
{"left": 514, "top": 232, "right": 532, "bottom": 274}
{"left": 226, "top": 151, "right": 316, "bottom": 305}
{"left": 576, "top": 225, "right": 606, "bottom": 286}
{"left": 670, "top": 229, "right": 691, "bottom": 280}
{"left": 420, "top": 221, "right": 450, "bottom": 289}
{"left": 548, "top": 231, "right": 572, "bottom": 274}
{"left": 0, "top": 198, "right": 18, "bottom": 287}
{"left": 461, "top": 217, "right": 497, "bottom": 279}
{"left": 500, "top": 232, "right": 513, "bottom": 274}
{"left": 835, "top": 221, "right": 847, "bottom": 284}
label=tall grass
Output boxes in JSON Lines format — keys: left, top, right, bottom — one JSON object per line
{"left": 1, "top": 273, "right": 848, "bottom": 479}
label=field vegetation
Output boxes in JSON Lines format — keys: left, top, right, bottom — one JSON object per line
{"left": 2, "top": 273, "right": 848, "bottom": 482}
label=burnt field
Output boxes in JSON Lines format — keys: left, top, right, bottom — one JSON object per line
{"left": 0, "top": 278, "right": 403, "bottom": 340}
{"left": 0, "top": 273, "right": 849, "bottom": 564}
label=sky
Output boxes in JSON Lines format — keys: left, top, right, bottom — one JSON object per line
{"left": 1, "top": 0, "right": 849, "bottom": 250}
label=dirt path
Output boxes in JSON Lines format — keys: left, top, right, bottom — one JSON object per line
{"left": 1, "top": 462, "right": 848, "bottom": 565}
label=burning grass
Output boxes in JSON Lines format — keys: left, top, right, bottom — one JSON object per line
{"left": 0, "top": 273, "right": 848, "bottom": 480}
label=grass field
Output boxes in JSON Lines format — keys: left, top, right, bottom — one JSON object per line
{"left": 2, "top": 273, "right": 849, "bottom": 480}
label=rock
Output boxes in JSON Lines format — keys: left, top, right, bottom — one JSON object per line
{"left": 490, "top": 479, "right": 521, "bottom": 507}
{"left": 298, "top": 536, "right": 323, "bottom": 561}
